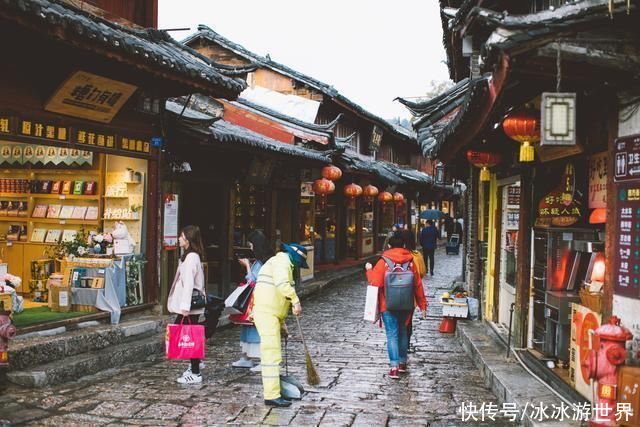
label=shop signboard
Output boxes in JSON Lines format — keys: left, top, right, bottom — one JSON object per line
{"left": 370, "top": 125, "right": 383, "bottom": 152}
{"left": 45, "top": 71, "right": 137, "bottom": 123}
{"left": 614, "top": 134, "right": 640, "bottom": 183}
{"left": 163, "top": 194, "right": 179, "bottom": 250}
{"left": 613, "top": 183, "right": 640, "bottom": 299}
{"left": 589, "top": 151, "right": 607, "bottom": 209}
{"left": 19, "top": 118, "right": 69, "bottom": 142}
{"left": 507, "top": 185, "right": 521, "bottom": 206}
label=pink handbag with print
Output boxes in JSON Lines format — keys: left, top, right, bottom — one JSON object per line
{"left": 165, "top": 318, "right": 205, "bottom": 360}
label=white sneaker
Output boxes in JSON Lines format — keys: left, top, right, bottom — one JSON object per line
{"left": 177, "top": 373, "right": 202, "bottom": 384}
{"left": 249, "top": 364, "right": 262, "bottom": 373}
{"left": 182, "top": 362, "right": 205, "bottom": 377}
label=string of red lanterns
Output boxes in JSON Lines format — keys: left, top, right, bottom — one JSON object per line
{"left": 502, "top": 108, "right": 540, "bottom": 163}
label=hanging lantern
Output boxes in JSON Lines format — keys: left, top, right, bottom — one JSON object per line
{"left": 393, "top": 192, "right": 405, "bottom": 206}
{"left": 363, "top": 185, "right": 379, "bottom": 201}
{"left": 502, "top": 108, "right": 540, "bottom": 163}
{"left": 344, "top": 183, "right": 363, "bottom": 208}
{"left": 378, "top": 191, "right": 393, "bottom": 204}
{"left": 313, "top": 178, "right": 335, "bottom": 210}
{"left": 466, "top": 150, "right": 501, "bottom": 182}
{"left": 322, "top": 165, "right": 342, "bottom": 182}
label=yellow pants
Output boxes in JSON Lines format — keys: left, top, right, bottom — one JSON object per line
{"left": 253, "top": 312, "right": 282, "bottom": 400}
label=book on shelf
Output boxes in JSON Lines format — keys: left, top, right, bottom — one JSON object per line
{"left": 61, "top": 181, "right": 72, "bottom": 194}
{"left": 31, "top": 204, "right": 47, "bottom": 218}
{"left": 71, "top": 206, "right": 87, "bottom": 220}
{"left": 61, "top": 229, "right": 77, "bottom": 243}
{"left": 30, "top": 228, "right": 47, "bottom": 243}
{"left": 44, "top": 229, "right": 62, "bottom": 243}
{"left": 46, "top": 204, "right": 61, "bottom": 219}
{"left": 85, "top": 206, "right": 99, "bottom": 220}
{"left": 51, "top": 181, "right": 61, "bottom": 194}
{"left": 84, "top": 181, "right": 97, "bottom": 195}
{"left": 58, "top": 205, "right": 75, "bottom": 219}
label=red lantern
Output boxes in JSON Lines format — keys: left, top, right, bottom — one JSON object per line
{"left": 363, "top": 185, "right": 379, "bottom": 199}
{"left": 344, "top": 183, "right": 363, "bottom": 208}
{"left": 466, "top": 150, "right": 501, "bottom": 182}
{"left": 322, "top": 165, "right": 342, "bottom": 182}
{"left": 393, "top": 192, "right": 405, "bottom": 205}
{"left": 313, "top": 178, "right": 335, "bottom": 210}
{"left": 502, "top": 108, "right": 540, "bottom": 162}
{"left": 378, "top": 191, "right": 393, "bottom": 203}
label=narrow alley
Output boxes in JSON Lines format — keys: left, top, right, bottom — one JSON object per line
{"left": 1, "top": 250, "right": 512, "bottom": 426}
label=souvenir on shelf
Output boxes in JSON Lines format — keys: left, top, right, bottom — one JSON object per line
{"left": 51, "top": 181, "right": 61, "bottom": 194}
{"left": 44, "top": 229, "right": 62, "bottom": 243}
{"left": 17, "top": 201, "right": 28, "bottom": 217}
{"left": 6, "top": 201, "right": 19, "bottom": 217}
{"left": 19, "top": 225, "right": 27, "bottom": 242}
{"left": 0, "top": 201, "right": 7, "bottom": 216}
{"left": 31, "top": 204, "right": 47, "bottom": 218}
{"left": 40, "top": 180, "right": 52, "bottom": 194}
{"left": 61, "top": 181, "right": 72, "bottom": 195}
{"left": 6, "top": 225, "right": 20, "bottom": 241}
{"left": 85, "top": 206, "right": 99, "bottom": 220}
{"left": 46, "top": 204, "right": 61, "bottom": 219}
{"left": 61, "top": 230, "right": 77, "bottom": 243}
{"left": 72, "top": 181, "right": 84, "bottom": 195}
{"left": 58, "top": 205, "right": 75, "bottom": 219}
{"left": 84, "top": 181, "right": 97, "bottom": 195}
{"left": 30, "top": 228, "right": 47, "bottom": 243}
{"left": 71, "top": 206, "right": 87, "bottom": 220}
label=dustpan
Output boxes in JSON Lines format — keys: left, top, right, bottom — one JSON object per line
{"left": 280, "top": 335, "right": 304, "bottom": 399}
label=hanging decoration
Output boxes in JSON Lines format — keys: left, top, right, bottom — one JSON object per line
{"left": 502, "top": 108, "right": 540, "bottom": 163}
{"left": 363, "top": 185, "right": 379, "bottom": 208}
{"left": 393, "top": 192, "right": 405, "bottom": 206}
{"left": 313, "top": 178, "right": 335, "bottom": 210}
{"left": 321, "top": 165, "right": 342, "bottom": 182}
{"left": 378, "top": 191, "right": 393, "bottom": 212}
{"left": 344, "top": 183, "right": 363, "bottom": 208}
{"left": 466, "top": 150, "right": 501, "bottom": 182}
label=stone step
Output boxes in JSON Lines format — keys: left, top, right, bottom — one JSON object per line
{"left": 9, "top": 317, "right": 162, "bottom": 371}
{"left": 7, "top": 334, "right": 163, "bottom": 388}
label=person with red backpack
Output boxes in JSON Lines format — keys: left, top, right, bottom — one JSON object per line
{"left": 365, "top": 234, "right": 427, "bottom": 379}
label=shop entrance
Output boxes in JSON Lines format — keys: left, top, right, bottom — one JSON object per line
{"left": 495, "top": 182, "right": 520, "bottom": 327}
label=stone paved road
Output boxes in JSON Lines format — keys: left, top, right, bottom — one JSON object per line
{"left": 1, "top": 247, "right": 516, "bottom": 426}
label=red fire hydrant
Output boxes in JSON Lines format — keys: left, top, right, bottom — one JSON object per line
{"left": 585, "top": 316, "right": 633, "bottom": 426}
{"left": 0, "top": 312, "right": 16, "bottom": 367}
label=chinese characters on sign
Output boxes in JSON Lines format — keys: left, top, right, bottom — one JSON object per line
{"left": 370, "top": 125, "right": 383, "bottom": 152}
{"left": 507, "top": 185, "right": 521, "bottom": 206}
{"left": 120, "top": 137, "right": 151, "bottom": 154}
{"left": 589, "top": 152, "right": 607, "bottom": 209}
{"left": 45, "top": 71, "right": 137, "bottom": 123}
{"left": 614, "top": 134, "right": 640, "bottom": 183}
{"left": 0, "top": 116, "right": 12, "bottom": 134}
{"left": 614, "top": 184, "right": 640, "bottom": 299}
{"left": 19, "top": 119, "right": 68, "bottom": 142}
{"left": 74, "top": 129, "right": 116, "bottom": 149}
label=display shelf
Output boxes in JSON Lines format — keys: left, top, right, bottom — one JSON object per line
{"left": 102, "top": 217, "right": 139, "bottom": 221}
{"left": 30, "top": 169, "right": 101, "bottom": 176}
{"left": 31, "top": 194, "right": 100, "bottom": 200}
{"left": 0, "top": 217, "right": 28, "bottom": 222}
{"left": 30, "top": 218, "right": 100, "bottom": 225}
{"left": 0, "top": 193, "right": 29, "bottom": 198}
{"left": 123, "top": 181, "right": 142, "bottom": 184}
{"left": 103, "top": 195, "right": 129, "bottom": 199}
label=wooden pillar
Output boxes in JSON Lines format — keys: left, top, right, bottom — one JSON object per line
{"left": 221, "top": 180, "right": 234, "bottom": 297}
{"left": 604, "top": 97, "right": 619, "bottom": 319}
{"left": 356, "top": 196, "right": 363, "bottom": 259}
{"left": 514, "top": 165, "right": 533, "bottom": 348}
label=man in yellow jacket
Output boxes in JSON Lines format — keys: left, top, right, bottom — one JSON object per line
{"left": 253, "top": 242, "right": 307, "bottom": 407}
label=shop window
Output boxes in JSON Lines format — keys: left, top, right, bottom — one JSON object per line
{"left": 314, "top": 202, "right": 337, "bottom": 264}
{"left": 299, "top": 184, "right": 314, "bottom": 245}
{"left": 362, "top": 206, "right": 375, "bottom": 256}
{"left": 0, "top": 142, "right": 149, "bottom": 326}
{"left": 347, "top": 206, "right": 357, "bottom": 258}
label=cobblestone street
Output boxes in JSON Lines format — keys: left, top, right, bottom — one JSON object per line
{"left": 1, "top": 248, "right": 512, "bottom": 426}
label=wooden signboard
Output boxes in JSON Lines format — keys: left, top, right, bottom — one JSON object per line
{"left": 45, "top": 71, "right": 137, "bottom": 123}
{"left": 589, "top": 151, "right": 607, "bottom": 209}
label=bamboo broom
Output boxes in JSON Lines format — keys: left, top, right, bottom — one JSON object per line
{"left": 294, "top": 315, "right": 320, "bottom": 386}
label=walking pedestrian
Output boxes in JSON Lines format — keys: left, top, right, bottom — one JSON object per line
{"left": 253, "top": 242, "right": 307, "bottom": 407}
{"left": 398, "top": 229, "right": 427, "bottom": 353}
{"left": 365, "top": 234, "right": 427, "bottom": 379}
{"left": 382, "top": 224, "right": 400, "bottom": 251}
{"left": 167, "top": 225, "right": 206, "bottom": 385}
{"left": 454, "top": 216, "right": 464, "bottom": 242}
{"left": 230, "top": 229, "right": 274, "bottom": 370}
{"left": 420, "top": 219, "right": 438, "bottom": 276}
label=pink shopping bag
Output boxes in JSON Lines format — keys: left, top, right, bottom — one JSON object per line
{"left": 165, "top": 321, "right": 205, "bottom": 360}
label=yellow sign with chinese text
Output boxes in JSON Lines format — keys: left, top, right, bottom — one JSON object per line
{"left": 45, "top": 71, "right": 137, "bottom": 123}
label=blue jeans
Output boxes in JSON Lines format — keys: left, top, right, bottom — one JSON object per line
{"left": 382, "top": 310, "right": 411, "bottom": 367}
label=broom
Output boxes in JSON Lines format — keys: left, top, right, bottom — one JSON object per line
{"left": 294, "top": 315, "right": 320, "bottom": 386}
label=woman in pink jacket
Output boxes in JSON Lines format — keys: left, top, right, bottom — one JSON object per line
{"left": 167, "top": 225, "right": 206, "bottom": 384}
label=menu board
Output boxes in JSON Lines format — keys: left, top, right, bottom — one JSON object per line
{"left": 507, "top": 185, "right": 521, "bottom": 206}
{"left": 614, "top": 183, "right": 640, "bottom": 299}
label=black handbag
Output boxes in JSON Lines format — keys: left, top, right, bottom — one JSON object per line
{"left": 190, "top": 289, "right": 207, "bottom": 310}
{"left": 232, "top": 285, "right": 254, "bottom": 313}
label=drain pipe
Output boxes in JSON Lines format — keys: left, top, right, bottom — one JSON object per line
{"left": 506, "top": 302, "right": 515, "bottom": 359}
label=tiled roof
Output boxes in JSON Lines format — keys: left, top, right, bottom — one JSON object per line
{"left": 0, "top": 0, "right": 246, "bottom": 98}
{"left": 165, "top": 100, "right": 330, "bottom": 162}
{"left": 184, "top": 25, "right": 417, "bottom": 144}
{"left": 335, "top": 151, "right": 405, "bottom": 185}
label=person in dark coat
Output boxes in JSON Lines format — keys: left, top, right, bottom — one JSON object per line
{"left": 419, "top": 220, "right": 438, "bottom": 276}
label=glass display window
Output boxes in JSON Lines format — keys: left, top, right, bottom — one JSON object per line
{"left": 314, "top": 201, "right": 337, "bottom": 263}
{"left": 346, "top": 206, "right": 357, "bottom": 258}
{"left": 233, "top": 182, "right": 267, "bottom": 246}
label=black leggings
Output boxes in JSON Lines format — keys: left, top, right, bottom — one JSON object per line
{"left": 175, "top": 314, "right": 201, "bottom": 375}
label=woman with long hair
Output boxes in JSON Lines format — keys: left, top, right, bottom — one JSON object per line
{"left": 167, "top": 225, "right": 206, "bottom": 384}
{"left": 231, "top": 229, "right": 273, "bottom": 370}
